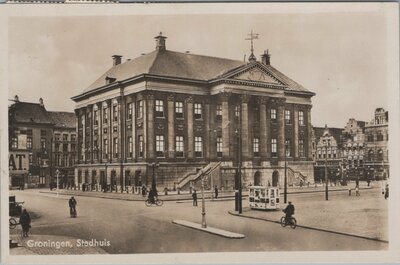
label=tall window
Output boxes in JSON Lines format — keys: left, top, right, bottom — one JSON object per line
{"left": 377, "top": 133, "right": 384, "bottom": 141}
{"left": 216, "top": 104, "right": 222, "bottom": 121}
{"left": 175, "top": 101, "right": 184, "bottom": 118}
{"left": 128, "top": 136, "right": 133, "bottom": 157}
{"left": 113, "top": 105, "right": 118, "bottom": 122}
{"left": 127, "top": 103, "right": 133, "bottom": 120}
{"left": 29, "top": 153, "right": 33, "bottom": 165}
{"left": 11, "top": 137, "right": 18, "bottom": 149}
{"left": 377, "top": 149, "right": 383, "bottom": 161}
{"left": 138, "top": 100, "right": 144, "bottom": 118}
{"left": 103, "top": 108, "right": 108, "bottom": 124}
{"left": 103, "top": 139, "right": 108, "bottom": 159}
{"left": 156, "top": 135, "right": 165, "bottom": 157}
{"left": 94, "top": 109, "right": 98, "bottom": 125}
{"left": 40, "top": 138, "right": 46, "bottom": 149}
{"left": 195, "top": 137, "right": 203, "bottom": 157}
{"left": 271, "top": 108, "right": 277, "bottom": 120}
{"left": 367, "top": 134, "right": 374, "bottom": 142}
{"left": 27, "top": 137, "right": 32, "bottom": 150}
{"left": 217, "top": 137, "right": 222, "bottom": 157}
{"left": 54, "top": 133, "right": 60, "bottom": 141}
{"left": 271, "top": 138, "right": 277, "bottom": 156}
{"left": 71, "top": 134, "right": 76, "bottom": 142}
{"left": 194, "top": 103, "right": 202, "bottom": 120}
{"left": 176, "top": 136, "right": 184, "bottom": 158}
{"left": 285, "top": 139, "right": 291, "bottom": 157}
{"left": 285, "top": 110, "right": 291, "bottom": 124}
{"left": 113, "top": 138, "right": 118, "bottom": 158}
{"left": 155, "top": 100, "right": 164, "bottom": 117}
{"left": 253, "top": 138, "right": 260, "bottom": 157}
{"left": 299, "top": 140, "right": 305, "bottom": 157}
{"left": 299, "top": 111, "right": 304, "bottom": 126}
{"left": 63, "top": 134, "right": 68, "bottom": 141}
{"left": 138, "top": 136, "right": 144, "bottom": 157}
{"left": 235, "top": 105, "right": 240, "bottom": 117}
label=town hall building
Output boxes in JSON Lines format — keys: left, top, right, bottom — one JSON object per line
{"left": 71, "top": 33, "right": 315, "bottom": 192}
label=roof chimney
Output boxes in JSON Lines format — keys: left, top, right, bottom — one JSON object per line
{"left": 39, "top": 97, "right": 44, "bottom": 106}
{"left": 112, "top": 55, "right": 122, "bottom": 66}
{"left": 154, "top": 32, "right": 167, "bottom": 51}
{"left": 14, "top": 95, "right": 19, "bottom": 102}
{"left": 261, "top": 50, "right": 271, "bottom": 65}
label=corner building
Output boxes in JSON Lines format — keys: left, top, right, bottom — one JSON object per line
{"left": 72, "top": 34, "right": 315, "bottom": 192}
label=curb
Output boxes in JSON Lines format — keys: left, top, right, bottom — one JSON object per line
{"left": 228, "top": 210, "right": 388, "bottom": 244}
{"left": 37, "top": 187, "right": 375, "bottom": 202}
{"left": 172, "top": 220, "right": 245, "bottom": 239}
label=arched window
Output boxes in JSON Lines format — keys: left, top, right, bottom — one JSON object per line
{"left": 368, "top": 150, "right": 374, "bottom": 161}
{"left": 377, "top": 149, "right": 384, "bottom": 161}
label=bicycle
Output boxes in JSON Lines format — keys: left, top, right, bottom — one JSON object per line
{"left": 145, "top": 198, "right": 163, "bottom": 206}
{"left": 9, "top": 217, "right": 18, "bottom": 229}
{"left": 280, "top": 215, "right": 297, "bottom": 229}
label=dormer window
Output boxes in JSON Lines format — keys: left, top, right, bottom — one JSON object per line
{"left": 106, "top": 76, "right": 116, "bottom": 84}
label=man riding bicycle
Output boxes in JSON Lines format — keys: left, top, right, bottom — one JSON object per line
{"left": 283, "top": 201, "right": 295, "bottom": 224}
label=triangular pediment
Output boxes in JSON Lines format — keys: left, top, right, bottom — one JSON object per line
{"left": 228, "top": 65, "right": 284, "bottom": 85}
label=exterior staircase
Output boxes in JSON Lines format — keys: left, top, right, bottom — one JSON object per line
{"left": 177, "top": 162, "right": 221, "bottom": 190}
{"left": 288, "top": 167, "right": 307, "bottom": 186}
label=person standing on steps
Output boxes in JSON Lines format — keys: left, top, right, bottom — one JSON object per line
{"left": 214, "top": 186, "right": 219, "bottom": 199}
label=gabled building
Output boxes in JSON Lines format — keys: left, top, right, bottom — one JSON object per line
{"left": 71, "top": 33, "right": 315, "bottom": 192}
{"left": 8, "top": 96, "right": 76, "bottom": 188}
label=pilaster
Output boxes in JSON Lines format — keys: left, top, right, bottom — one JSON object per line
{"left": 186, "top": 96, "right": 194, "bottom": 159}
{"left": 167, "top": 94, "right": 175, "bottom": 159}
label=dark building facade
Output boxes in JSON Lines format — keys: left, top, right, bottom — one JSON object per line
{"left": 71, "top": 33, "right": 315, "bottom": 192}
{"left": 8, "top": 96, "right": 76, "bottom": 188}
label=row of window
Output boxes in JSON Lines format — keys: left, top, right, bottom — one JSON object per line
{"left": 82, "top": 136, "right": 306, "bottom": 160}
{"left": 10, "top": 135, "right": 76, "bottom": 150}
{"left": 88, "top": 100, "right": 307, "bottom": 126}
{"left": 53, "top": 154, "right": 75, "bottom": 167}
{"left": 54, "top": 134, "right": 76, "bottom": 142}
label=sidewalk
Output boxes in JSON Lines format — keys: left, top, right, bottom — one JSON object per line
{"left": 37, "top": 181, "right": 374, "bottom": 202}
{"left": 229, "top": 187, "right": 388, "bottom": 242}
{"left": 9, "top": 234, "right": 107, "bottom": 255}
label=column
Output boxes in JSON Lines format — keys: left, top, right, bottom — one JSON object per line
{"left": 186, "top": 96, "right": 194, "bottom": 159}
{"left": 220, "top": 92, "right": 230, "bottom": 159}
{"left": 97, "top": 102, "right": 103, "bottom": 163}
{"left": 209, "top": 103, "right": 217, "bottom": 160}
{"left": 119, "top": 94, "right": 126, "bottom": 189}
{"left": 258, "top": 97, "right": 268, "bottom": 159}
{"left": 167, "top": 94, "right": 175, "bottom": 159}
{"left": 241, "top": 94, "right": 250, "bottom": 160}
{"left": 146, "top": 93, "right": 155, "bottom": 160}
{"left": 306, "top": 105, "right": 313, "bottom": 160}
{"left": 277, "top": 98, "right": 286, "bottom": 160}
{"left": 293, "top": 107, "right": 299, "bottom": 160}
{"left": 131, "top": 95, "right": 136, "bottom": 160}
{"left": 204, "top": 102, "right": 211, "bottom": 159}
{"left": 88, "top": 104, "right": 94, "bottom": 164}
{"left": 107, "top": 99, "right": 112, "bottom": 162}
{"left": 82, "top": 108, "right": 87, "bottom": 163}
{"left": 74, "top": 108, "right": 81, "bottom": 163}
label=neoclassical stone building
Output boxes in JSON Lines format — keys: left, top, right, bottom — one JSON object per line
{"left": 71, "top": 33, "right": 315, "bottom": 192}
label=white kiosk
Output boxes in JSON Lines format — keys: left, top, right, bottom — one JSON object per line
{"left": 249, "top": 186, "right": 280, "bottom": 210}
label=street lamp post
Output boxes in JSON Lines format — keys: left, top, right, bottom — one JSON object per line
{"left": 234, "top": 104, "right": 243, "bottom": 214}
{"left": 284, "top": 142, "right": 288, "bottom": 204}
{"left": 200, "top": 170, "right": 207, "bottom": 228}
{"left": 55, "top": 168, "right": 60, "bottom": 197}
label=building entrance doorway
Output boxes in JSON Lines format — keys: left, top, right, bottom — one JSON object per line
{"left": 254, "top": 171, "right": 261, "bottom": 186}
{"left": 272, "top": 170, "right": 279, "bottom": 187}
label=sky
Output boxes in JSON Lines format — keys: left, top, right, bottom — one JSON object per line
{"left": 8, "top": 6, "right": 394, "bottom": 128}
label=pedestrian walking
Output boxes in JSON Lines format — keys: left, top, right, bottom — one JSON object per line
{"left": 214, "top": 186, "right": 219, "bottom": 199}
{"left": 141, "top": 185, "right": 147, "bottom": 197}
{"left": 19, "top": 209, "right": 31, "bottom": 237}
{"left": 69, "top": 196, "right": 77, "bottom": 217}
{"left": 384, "top": 184, "right": 389, "bottom": 199}
{"left": 348, "top": 187, "right": 352, "bottom": 196}
{"left": 192, "top": 189, "right": 198, "bottom": 206}
{"left": 355, "top": 185, "right": 360, "bottom": 196}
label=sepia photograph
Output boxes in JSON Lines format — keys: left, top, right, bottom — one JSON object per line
{"left": 1, "top": 3, "right": 399, "bottom": 264}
